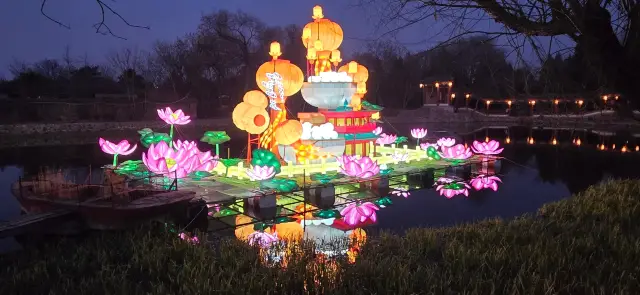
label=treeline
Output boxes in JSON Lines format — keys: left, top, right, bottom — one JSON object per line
{"left": 0, "top": 10, "right": 605, "bottom": 122}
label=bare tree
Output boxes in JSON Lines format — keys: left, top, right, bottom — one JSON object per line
{"left": 361, "top": 0, "right": 640, "bottom": 110}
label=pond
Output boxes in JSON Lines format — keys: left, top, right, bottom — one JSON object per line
{"left": 2, "top": 125, "right": 640, "bottom": 252}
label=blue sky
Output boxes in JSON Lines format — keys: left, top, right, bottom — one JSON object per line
{"left": 0, "top": 0, "right": 564, "bottom": 77}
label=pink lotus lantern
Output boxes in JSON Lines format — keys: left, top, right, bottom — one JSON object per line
{"left": 410, "top": 128, "right": 428, "bottom": 145}
{"left": 439, "top": 144, "right": 473, "bottom": 160}
{"left": 340, "top": 202, "right": 379, "bottom": 226}
{"left": 471, "top": 140, "right": 504, "bottom": 156}
{"left": 336, "top": 155, "right": 380, "bottom": 179}
{"left": 173, "top": 140, "right": 198, "bottom": 152}
{"left": 435, "top": 178, "right": 471, "bottom": 198}
{"left": 99, "top": 138, "right": 137, "bottom": 167}
{"left": 372, "top": 126, "right": 383, "bottom": 136}
{"left": 247, "top": 231, "right": 279, "bottom": 248}
{"left": 179, "top": 232, "right": 199, "bottom": 244}
{"left": 470, "top": 175, "right": 502, "bottom": 191}
{"left": 420, "top": 142, "right": 437, "bottom": 151}
{"left": 391, "top": 151, "right": 409, "bottom": 162}
{"left": 142, "top": 141, "right": 216, "bottom": 178}
{"left": 391, "top": 188, "right": 410, "bottom": 198}
{"left": 437, "top": 137, "right": 456, "bottom": 148}
{"left": 246, "top": 165, "right": 276, "bottom": 181}
{"left": 157, "top": 107, "right": 191, "bottom": 148}
{"left": 376, "top": 133, "right": 397, "bottom": 145}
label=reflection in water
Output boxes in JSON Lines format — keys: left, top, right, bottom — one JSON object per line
{"left": 3, "top": 125, "right": 640, "bottom": 256}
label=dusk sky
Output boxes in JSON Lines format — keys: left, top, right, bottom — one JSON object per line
{"left": 0, "top": 1, "right": 549, "bottom": 77}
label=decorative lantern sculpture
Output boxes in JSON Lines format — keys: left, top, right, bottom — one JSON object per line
{"left": 302, "top": 5, "right": 344, "bottom": 76}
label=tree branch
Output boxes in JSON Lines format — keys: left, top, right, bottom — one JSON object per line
{"left": 40, "top": 0, "right": 150, "bottom": 40}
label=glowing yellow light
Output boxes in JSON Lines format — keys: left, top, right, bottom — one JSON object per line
{"left": 485, "top": 136, "right": 489, "bottom": 142}
{"left": 612, "top": 144, "right": 616, "bottom": 149}
{"left": 505, "top": 137, "right": 511, "bottom": 144}
{"left": 636, "top": 145, "right": 639, "bottom": 152}
{"left": 419, "top": 83, "right": 424, "bottom": 88}
{"left": 448, "top": 81, "right": 453, "bottom": 87}
{"left": 313, "top": 40, "right": 324, "bottom": 51}
{"left": 575, "top": 138, "right": 581, "bottom": 146}
{"left": 552, "top": 138, "right": 557, "bottom": 145}
{"left": 465, "top": 94, "right": 470, "bottom": 99}
{"left": 371, "top": 112, "right": 380, "bottom": 120}
{"left": 602, "top": 95, "right": 608, "bottom": 101}
{"left": 529, "top": 100, "right": 536, "bottom": 105}
{"left": 599, "top": 144, "right": 605, "bottom": 150}
{"left": 528, "top": 137, "right": 534, "bottom": 144}
{"left": 615, "top": 95, "right": 619, "bottom": 100}
{"left": 306, "top": 48, "right": 317, "bottom": 60}
{"left": 269, "top": 42, "right": 282, "bottom": 60}
{"left": 486, "top": 100, "right": 491, "bottom": 105}
{"left": 435, "top": 82, "right": 440, "bottom": 88}
{"left": 554, "top": 99, "right": 559, "bottom": 105}
{"left": 312, "top": 5, "right": 324, "bottom": 19}
{"left": 577, "top": 100, "right": 584, "bottom": 106}
{"left": 451, "top": 93, "right": 456, "bottom": 99}
{"left": 622, "top": 145, "right": 628, "bottom": 153}
{"left": 506, "top": 100, "right": 511, "bottom": 106}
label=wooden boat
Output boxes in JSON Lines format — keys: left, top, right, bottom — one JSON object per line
{"left": 11, "top": 169, "right": 196, "bottom": 230}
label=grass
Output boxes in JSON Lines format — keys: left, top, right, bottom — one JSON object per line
{"left": 2, "top": 180, "right": 640, "bottom": 294}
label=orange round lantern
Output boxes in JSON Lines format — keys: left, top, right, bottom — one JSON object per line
{"left": 339, "top": 62, "right": 369, "bottom": 83}
{"left": 256, "top": 59, "right": 304, "bottom": 97}
{"left": 242, "top": 90, "right": 268, "bottom": 108}
{"left": 301, "top": 6, "right": 343, "bottom": 51}
{"left": 274, "top": 120, "right": 303, "bottom": 145}
{"left": 232, "top": 102, "right": 270, "bottom": 134}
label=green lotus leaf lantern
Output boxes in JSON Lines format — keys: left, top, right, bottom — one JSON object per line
{"left": 260, "top": 178, "right": 298, "bottom": 193}
{"left": 375, "top": 196, "right": 393, "bottom": 208}
{"left": 395, "top": 136, "right": 408, "bottom": 144}
{"left": 312, "top": 209, "right": 340, "bottom": 219}
{"left": 251, "top": 149, "right": 281, "bottom": 174}
{"left": 219, "top": 158, "right": 243, "bottom": 177}
{"left": 138, "top": 128, "right": 171, "bottom": 148}
{"left": 200, "top": 131, "right": 231, "bottom": 156}
{"left": 426, "top": 146, "right": 441, "bottom": 160}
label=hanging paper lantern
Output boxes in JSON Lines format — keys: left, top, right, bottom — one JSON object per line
{"left": 256, "top": 59, "right": 304, "bottom": 97}
{"left": 242, "top": 90, "right": 269, "bottom": 108}
{"left": 301, "top": 6, "right": 343, "bottom": 51}
{"left": 274, "top": 120, "right": 303, "bottom": 145}
{"left": 339, "top": 62, "right": 369, "bottom": 83}
{"left": 232, "top": 102, "right": 270, "bottom": 134}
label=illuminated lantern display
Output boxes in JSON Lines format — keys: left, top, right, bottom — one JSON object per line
{"left": 232, "top": 91, "right": 270, "bottom": 135}
{"left": 252, "top": 42, "right": 304, "bottom": 154}
{"left": 302, "top": 5, "right": 344, "bottom": 76}
{"left": 274, "top": 119, "right": 303, "bottom": 145}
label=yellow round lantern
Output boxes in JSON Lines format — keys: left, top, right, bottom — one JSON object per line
{"left": 301, "top": 6, "right": 343, "bottom": 51}
{"left": 232, "top": 102, "right": 270, "bottom": 134}
{"left": 242, "top": 90, "right": 268, "bottom": 108}
{"left": 339, "top": 62, "right": 369, "bottom": 83}
{"left": 256, "top": 59, "right": 304, "bottom": 97}
{"left": 350, "top": 94, "right": 362, "bottom": 110}
{"left": 274, "top": 119, "right": 303, "bottom": 145}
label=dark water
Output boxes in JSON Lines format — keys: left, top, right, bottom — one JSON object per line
{"left": 2, "top": 125, "right": 640, "bottom": 250}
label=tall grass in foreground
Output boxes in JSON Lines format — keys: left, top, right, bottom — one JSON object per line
{"left": 2, "top": 180, "right": 640, "bottom": 294}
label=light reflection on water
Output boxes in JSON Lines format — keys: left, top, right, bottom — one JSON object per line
{"left": 2, "top": 125, "right": 640, "bottom": 253}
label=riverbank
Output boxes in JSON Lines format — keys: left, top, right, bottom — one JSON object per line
{"left": 1, "top": 179, "right": 639, "bottom": 294}
{"left": 1, "top": 106, "right": 638, "bottom": 136}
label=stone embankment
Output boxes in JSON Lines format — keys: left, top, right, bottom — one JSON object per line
{"left": 0, "top": 118, "right": 233, "bottom": 135}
